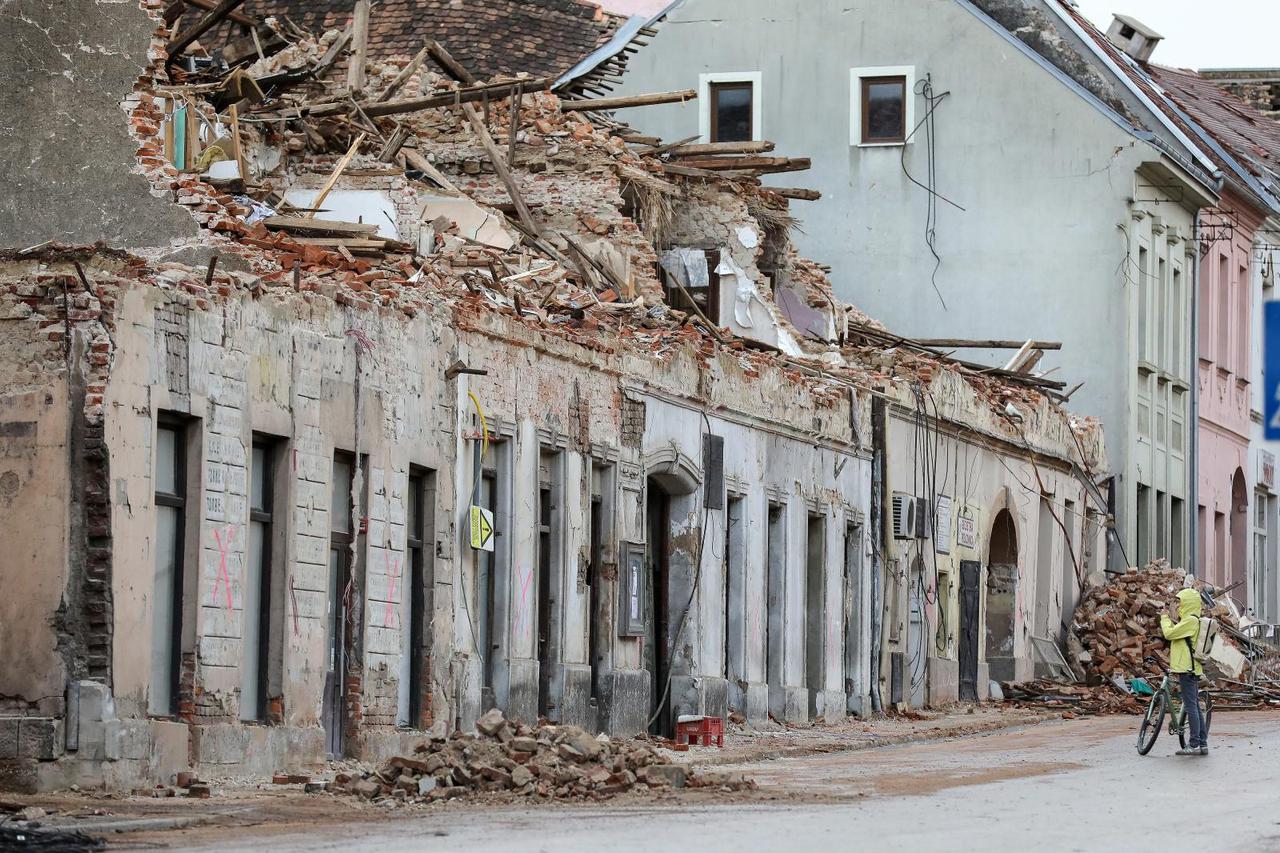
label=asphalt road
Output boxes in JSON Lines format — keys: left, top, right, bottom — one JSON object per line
{"left": 122, "top": 711, "right": 1280, "bottom": 853}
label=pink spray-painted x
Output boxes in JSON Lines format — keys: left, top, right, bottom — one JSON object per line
{"left": 210, "top": 525, "right": 236, "bottom": 609}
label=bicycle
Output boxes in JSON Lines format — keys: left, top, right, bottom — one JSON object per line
{"left": 1136, "top": 658, "right": 1214, "bottom": 755}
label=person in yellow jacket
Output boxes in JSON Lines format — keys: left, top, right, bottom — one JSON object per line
{"left": 1160, "top": 586, "right": 1208, "bottom": 756}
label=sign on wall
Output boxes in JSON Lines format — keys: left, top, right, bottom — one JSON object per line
{"left": 1260, "top": 449, "right": 1277, "bottom": 492}
{"left": 469, "top": 505, "right": 494, "bottom": 552}
{"left": 1265, "top": 302, "right": 1280, "bottom": 441}
{"left": 957, "top": 507, "right": 978, "bottom": 551}
{"left": 934, "top": 495, "right": 953, "bottom": 555}
{"left": 618, "top": 542, "right": 647, "bottom": 637}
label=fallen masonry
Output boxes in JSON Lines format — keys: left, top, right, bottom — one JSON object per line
{"left": 331, "top": 710, "right": 753, "bottom": 802}
{"left": 0, "top": 0, "right": 1108, "bottom": 793}
{"left": 1004, "top": 562, "right": 1280, "bottom": 714}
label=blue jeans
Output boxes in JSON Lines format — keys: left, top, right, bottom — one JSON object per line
{"left": 1178, "top": 672, "right": 1208, "bottom": 749}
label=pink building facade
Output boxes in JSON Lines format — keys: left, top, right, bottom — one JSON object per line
{"left": 1197, "top": 189, "right": 1264, "bottom": 602}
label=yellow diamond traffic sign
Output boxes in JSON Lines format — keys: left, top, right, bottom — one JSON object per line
{"left": 469, "top": 505, "right": 494, "bottom": 552}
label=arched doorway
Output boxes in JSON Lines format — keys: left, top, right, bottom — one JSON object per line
{"left": 642, "top": 448, "right": 701, "bottom": 737}
{"left": 645, "top": 477, "right": 672, "bottom": 736}
{"left": 985, "top": 509, "right": 1018, "bottom": 682}
{"left": 1230, "top": 469, "right": 1248, "bottom": 608}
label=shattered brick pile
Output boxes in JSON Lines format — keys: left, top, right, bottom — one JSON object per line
{"left": 1008, "top": 563, "right": 1280, "bottom": 715}
{"left": 334, "top": 709, "right": 754, "bottom": 803}
{"left": 1073, "top": 562, "right": 1239, "bottom": 680}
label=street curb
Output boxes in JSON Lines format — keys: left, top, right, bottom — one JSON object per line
{"left": 672, "top": 713, "right": 1061, "bottom": 768}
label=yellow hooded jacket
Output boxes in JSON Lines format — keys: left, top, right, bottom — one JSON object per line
{"left": 1160, "top": 587, "right": 1204, "bottom": 675}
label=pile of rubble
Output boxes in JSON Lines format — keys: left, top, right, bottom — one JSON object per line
{"left": 333, "top": 710, "right": 753, "bottom": 803}
{"left": 1007, "top": 561, "right": 1280, "bottom": 714}
{"left": 1071, "top": 562, "right": 1232, "bottom": 679}
{"left": 1002, "top": 680, "right": 1145, "bottom": 716}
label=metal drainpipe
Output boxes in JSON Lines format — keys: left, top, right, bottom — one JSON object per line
{"left": 1189, "top": 209, "right": 1202, "bottom": 578}
{"left": 868, "top": 396, "right": 887, "bottom": 713}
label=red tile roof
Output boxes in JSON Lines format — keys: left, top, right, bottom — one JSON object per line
{"left": 248, "top": 0, "right": 619, "bottom": 80}
{"left": 1044, "top": 3, "right": 1239, "bottom": 190}
{"left": 1046, "top": 1, "right": 1279, "bottom": 210}
{"left": 1145, "top": 64, "right": 1280, "bottom": 201}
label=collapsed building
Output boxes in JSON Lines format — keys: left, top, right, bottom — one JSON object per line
{"left": 0, "top": 0, "right": 1104, "bottom": 791}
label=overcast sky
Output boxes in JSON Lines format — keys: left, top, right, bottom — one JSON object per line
{"left": 1073, "top": 0, "right": 1279, "bottom": 69}
{"left": 599, "top": 1, "right": 1279, "bottom": 71}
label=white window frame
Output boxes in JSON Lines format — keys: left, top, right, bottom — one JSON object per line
{"left": 850, "top": 65, "right": 916, "bottom": 148}
{"left": 699, "top": 71, "right": 763, "bottom": 144}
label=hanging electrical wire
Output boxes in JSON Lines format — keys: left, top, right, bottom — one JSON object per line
{"left": 900, "top": 75, "right": 965, "bottom": 311}
{"left": 456, "top": 389, "right": 492, "bottom": 669}
{"left": 646, "top": 409, "right": 714, "bottom": 731}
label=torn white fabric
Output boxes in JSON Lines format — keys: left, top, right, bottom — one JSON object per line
{"left": 716, "top": 253, "right": 762, "bottom": 329}
{"left": 235, "top": 196, "right": 276, "bottom": 225}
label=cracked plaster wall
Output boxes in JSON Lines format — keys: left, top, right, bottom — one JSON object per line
{"left": 0, "top": 0, "right": 197, "bottom": 248}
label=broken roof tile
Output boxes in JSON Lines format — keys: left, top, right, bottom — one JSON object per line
{"left": 246, "top": 0, "right": 620, "bottom": 80}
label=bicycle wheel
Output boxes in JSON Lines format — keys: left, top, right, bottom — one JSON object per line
{"left": 1202, "top": 693, "right": 1213, "bottom": 740}
{"left": 1137, "top": 691, "right": 1167, "bottom": 755}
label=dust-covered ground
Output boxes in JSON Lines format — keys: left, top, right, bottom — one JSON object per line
{"left": 12, "top": 707, "right": 1278, "bottom": 852}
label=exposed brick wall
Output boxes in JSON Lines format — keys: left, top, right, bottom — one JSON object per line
{"left": 414, "top": 651, "right": 434, "bottom": 730}
{"left": 81, "top": 420, "right": 114, "bottom": 683}
{"left": 3, "top": 266, "right": 120, "bottom": 693}
{"left": 1202, "top": 75, "right": 1280, "bottom": 121}
{"left": 621, "top": 397, "right": 644, "bottom": 449}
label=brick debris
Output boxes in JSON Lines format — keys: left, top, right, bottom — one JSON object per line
{"left": 1005, "top": 562, "right": 1280, "bottom": 714}
{"left": 331, "top": 709, "right": 754, "bottom": 802}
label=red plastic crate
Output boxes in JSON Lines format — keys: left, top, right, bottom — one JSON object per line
{"left": 675, "top": 715, "right": 724, "bottom": 747}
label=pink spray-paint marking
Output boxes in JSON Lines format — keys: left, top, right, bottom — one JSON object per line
{"left": 513, "top": 566, "right": 534, "bottom": 636}
{"left": 211, "top": 525, "right": 235, "bottom": 610}
{"left": 383, "top": 549, "right": 401, "bottom": 629}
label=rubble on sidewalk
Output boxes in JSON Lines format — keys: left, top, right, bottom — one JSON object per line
{"left": 331, "top": 710, "right": 754, "bottom": 803}
{"left": 1073, "top": 562, "right": 1217, "bottom": 678}
{"left": 1001, "top": 680, "right": 1145, "bottom": 716}
{"left": 0, "top": 817, "right": 105, "bottom": 852}
{"left": 1005, "top": 561, "right": 1280, "bottom": 714}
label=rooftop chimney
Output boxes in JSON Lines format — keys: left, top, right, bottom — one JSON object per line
{"left": 1105, "top": 14, "right": 1163, "bottom": 63}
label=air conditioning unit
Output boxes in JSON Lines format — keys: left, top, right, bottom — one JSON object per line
{"left": 892, "top": 493, "right": 917, "bottom": 540}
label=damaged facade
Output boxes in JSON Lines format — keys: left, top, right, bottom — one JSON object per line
{"left": 614, "top": 0, "right": 1220, "bottom": 580}
{"left": 614, "top": 0, "right": 1280, "bottom": 630}
{"left": 2, "top": 0, "right": 1103, "bottom": 793}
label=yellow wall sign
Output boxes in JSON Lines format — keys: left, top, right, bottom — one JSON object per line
{"left": 469, "top": 505, "right": 495, "bottom": 552}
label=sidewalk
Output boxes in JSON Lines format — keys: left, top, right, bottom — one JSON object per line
{"left": 0, "top": 704, "right": 1054, "bottom": 847}
{"left": 655, "top": 705, "right": 1057, "bottom": 768}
